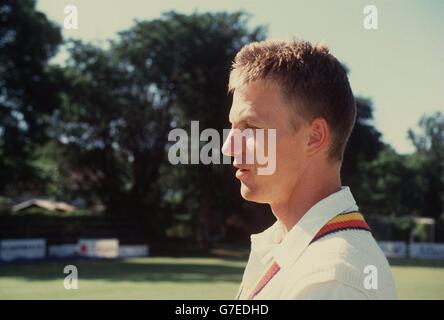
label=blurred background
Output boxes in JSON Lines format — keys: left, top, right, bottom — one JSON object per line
{"left": 0, "top": 0, "right": 443, "bottom": 299}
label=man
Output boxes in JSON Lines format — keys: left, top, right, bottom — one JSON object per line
{"left": 221, "top": 39, "right": 396, "bottom": 299}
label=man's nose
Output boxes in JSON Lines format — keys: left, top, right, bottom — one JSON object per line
{"left": 221, "top": 129, "right": 243, "bottom": 157}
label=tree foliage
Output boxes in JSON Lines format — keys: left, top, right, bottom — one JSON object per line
{"left": 0, "top": 0, "right": 62, "bottom": 194}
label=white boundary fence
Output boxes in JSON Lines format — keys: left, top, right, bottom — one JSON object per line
{"left": 0, "top": 238, "right": 149, "bottom": 262}
{"left": 409, "top": 243, "right": 444, "bottom": 260}
{"left": 0, "top": 239, "right": 46, "bottom": 262}
{"left": 377, "top": 241, "right": 407, "bottom": 258}
{"left": 1, "top": 238, "right": 443, "bottom": 262}
{"left": 377, "top": 241, "right": 444, "bottom": 260}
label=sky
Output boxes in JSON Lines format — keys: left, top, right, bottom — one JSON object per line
{"left": 36, "top": 0, "right": 444, "bottom": 154}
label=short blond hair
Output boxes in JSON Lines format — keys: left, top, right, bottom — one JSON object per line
{"left": 229, "top": 39, "right": 356, "bottom": 161}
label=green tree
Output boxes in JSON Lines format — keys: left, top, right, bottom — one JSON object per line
{"left": 408, "top": 111, "right": 444, "bottom": 220}
{"left": 341, "top": 97, "right": 384, "bottom": 196}
{"left": 58, "top": 12, "right": 265, "bottom": 245}
{"left": 117, "top": 11, "right": 265, "bottom": 247}
{"left": 57, "top": 41, "right": 170, "bottom": 218}
{"left": 0, "top": 0, "right": 62, "bottom": 195}
{"left": 357, "top": 145, "right": 424, "bottom": 217}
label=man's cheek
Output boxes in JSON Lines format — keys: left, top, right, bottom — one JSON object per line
{"left": 245, "top": 136, "right": 256, "bottom": 164}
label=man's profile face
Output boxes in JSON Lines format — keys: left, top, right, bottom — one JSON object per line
{"left": 222, "top": 80, "right": 308, "bottom": 205}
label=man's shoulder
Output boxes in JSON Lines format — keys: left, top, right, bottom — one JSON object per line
{"left": 297, "top": 229, "right": 392, "bottom": 274}
{"left": 307, "top": 229, "right": 387, "bottom": 265}
{"left": 283, "top": 230, "right": 397, "bottom": 299}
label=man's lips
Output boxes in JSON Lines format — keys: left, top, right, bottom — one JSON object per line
{"left": 235, "top": 168, "right": 251, "bottom": 179}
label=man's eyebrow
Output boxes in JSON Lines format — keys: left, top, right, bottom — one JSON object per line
{"left": 229, "top": 115, "right": 261, "bottom": 126}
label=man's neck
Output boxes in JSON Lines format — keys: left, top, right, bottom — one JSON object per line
{"left": 270, "top": 164, "right": 341, "bottom": 233}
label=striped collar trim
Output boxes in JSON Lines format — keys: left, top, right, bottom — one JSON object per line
{"left": 310, "top": 211, "right": 371, "bottom": 244}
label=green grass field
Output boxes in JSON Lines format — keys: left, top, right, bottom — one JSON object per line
{"left": 0, "top": 256, "right": 443, "bottom": 299}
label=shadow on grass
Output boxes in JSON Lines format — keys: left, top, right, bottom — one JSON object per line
{"left": 388, "top": 258, "right": 444, "bottom": 268}
{"left": 0, "top": 258, "right": 246, "bottom": 283}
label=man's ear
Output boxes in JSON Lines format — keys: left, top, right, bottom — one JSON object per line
{"left": 305, "top": 118, "right": 329, "bottom": 156}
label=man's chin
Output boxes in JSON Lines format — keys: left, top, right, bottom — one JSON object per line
{"left": 240, "top": 183, "right": 268, "bottom": 203}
